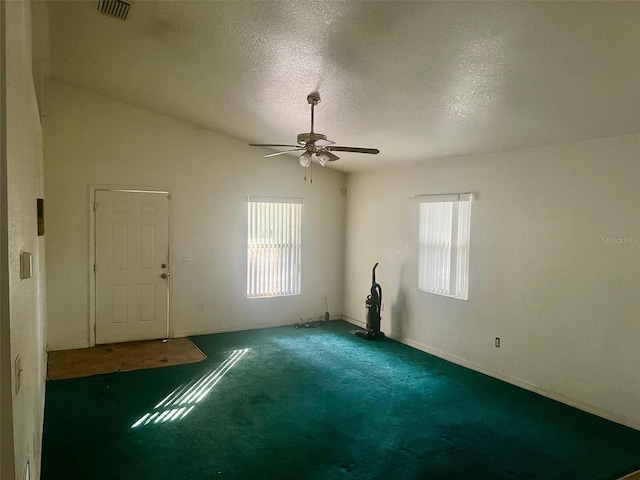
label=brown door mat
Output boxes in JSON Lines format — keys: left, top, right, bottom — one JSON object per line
{"left": 47, "top": 337, "right": 207, "bottom": 380}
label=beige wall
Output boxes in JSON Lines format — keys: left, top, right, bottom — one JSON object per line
{"left": 344, "top": 134, "right": 640, "bottom": 429}
{"left": 44, "top": 80, "right": 346, "bottom": 350}
{"left": 0, "top": 2, "right": 13, "bottom": 476}
{"left": 3, "top": 1, "right": 48, "bottom": 478}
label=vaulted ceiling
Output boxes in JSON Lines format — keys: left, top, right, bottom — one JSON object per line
{"left": 41, "top": 1, "right": 640, "bottom": 172}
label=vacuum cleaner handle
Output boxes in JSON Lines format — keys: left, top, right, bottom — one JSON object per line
{"left": 370, "top": 262, "right": 382, "bottom": 319}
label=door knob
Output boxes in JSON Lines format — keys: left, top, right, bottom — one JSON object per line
{"left": 161, "top": 273, "right": 168, "bottom": 279}
{"left": 161, "top": 263, "right": 167, "bottom": 268}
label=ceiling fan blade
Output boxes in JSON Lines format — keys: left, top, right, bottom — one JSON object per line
{"left": 263, "top": 149, "right": 303, "bottom": 158}
{"left": 327, "top": 146, "right": 380, "bottom": 154}
{"left": 314, "top": 139, "right": 335, "bottom": 147}
{"left": 249, "top": 143, "right": 300, "bottom": 148}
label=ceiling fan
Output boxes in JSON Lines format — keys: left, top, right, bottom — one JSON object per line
{"left": 249, "top": 93, "right": 380, "bottom": 167}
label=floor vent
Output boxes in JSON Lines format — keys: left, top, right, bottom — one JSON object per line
{"left": 97, "top": 0, "right": 131, "bottom": 21}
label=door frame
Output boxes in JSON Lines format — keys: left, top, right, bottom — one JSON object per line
{"left": 89, "top": 184, "right": 173, "bottom": 347}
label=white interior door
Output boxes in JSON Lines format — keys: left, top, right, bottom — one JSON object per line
{"left": 95, "top": 190, "right": 170, "bottom": 344}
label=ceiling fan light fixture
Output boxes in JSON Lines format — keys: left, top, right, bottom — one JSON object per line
{"left": 316, "top": 151, "right": 331, "bottom": 167}
{"left": 316, "top": 150, "right": 340, "bottom": 166}
{"left": 299, "top": 151, "right": 312, "bottom": 167}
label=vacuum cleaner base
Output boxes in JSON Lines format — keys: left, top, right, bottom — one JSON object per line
{"left": 353, "top": 329, "right": 385, "bottom": 340}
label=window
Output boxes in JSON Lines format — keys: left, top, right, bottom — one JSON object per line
{"left": 247, "top": 197, "right": 302, "bottom": 298}
{"left": 417, "top": 194, "right": 472, "bottom": 300}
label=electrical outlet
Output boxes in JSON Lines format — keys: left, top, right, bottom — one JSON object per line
{"left": 495, "top": 337, "right": 501, "bottom": 348}
{"left": 182, "top": 253, "right": 192, "bottom": 262}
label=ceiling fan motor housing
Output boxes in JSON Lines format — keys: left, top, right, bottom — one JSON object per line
{"left": 297, "top": 132, "right": 327, "bottom": 148}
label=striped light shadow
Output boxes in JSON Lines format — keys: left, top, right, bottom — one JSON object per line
{"left": 131, "top": 348, "right": 250, "bottom": 429}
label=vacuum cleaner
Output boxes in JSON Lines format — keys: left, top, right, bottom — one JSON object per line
{"left": 355, "top": 263, "right": 385, "bottom": 340}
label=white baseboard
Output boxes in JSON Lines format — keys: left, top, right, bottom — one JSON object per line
{"left": 388, "top": 332, "right": 640, "bottom": 431}
{"left": 46, "top": 340, "right": 90, "bottom": 352}
{"left": 342, "top": 315, "right": 365, "bottom": 329}
{"left": 176, "top": 319, "right": 303, "bottom": 338}
{"left": 341, "top": 315, "right": 640, "bottom": 431}
{"left": 177, "top": 316, "right": 345, "bottom": 338}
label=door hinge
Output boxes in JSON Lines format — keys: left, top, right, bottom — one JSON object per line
{"left": 93, "top": 202, "right": 97, "bottom": 211}
{"left": 94, "top": 263, "right": 97, "bottom": 273}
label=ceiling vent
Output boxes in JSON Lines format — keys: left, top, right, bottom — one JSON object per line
{"left": 97, "top": 0, "right": 131, "bottom": 21}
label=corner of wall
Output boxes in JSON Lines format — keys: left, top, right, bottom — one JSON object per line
{"left": 3, "top": 0, "right": 48, "bottom": 478}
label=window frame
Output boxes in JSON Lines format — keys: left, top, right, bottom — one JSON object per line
{"left": 416, "top": 193, "right": 472, "bottom": 301}
{"left": 246, "top": 196, "right": 302, "bottom": 299}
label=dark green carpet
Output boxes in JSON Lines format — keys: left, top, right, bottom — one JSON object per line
{"left": 42, "top": 320, "right": 640, "bottom": 479}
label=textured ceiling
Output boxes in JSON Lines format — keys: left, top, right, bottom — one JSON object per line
{"left": 44, "top": 1, "right": 640, "bottom": 172}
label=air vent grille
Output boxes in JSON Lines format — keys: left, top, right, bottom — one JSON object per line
{"left": 98, "top": 0, "right": 131, "bottom": 21}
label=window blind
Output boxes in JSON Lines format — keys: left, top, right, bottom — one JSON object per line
{"left": 247, "top": 198, "right": 302, "bottom": 298}
{"left": 417, "top": 195, "right": 471, "bottom": 300}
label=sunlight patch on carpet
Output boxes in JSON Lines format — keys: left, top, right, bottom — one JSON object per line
{"left": 131, "top": 348, "right": 250, "bottom": 428}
